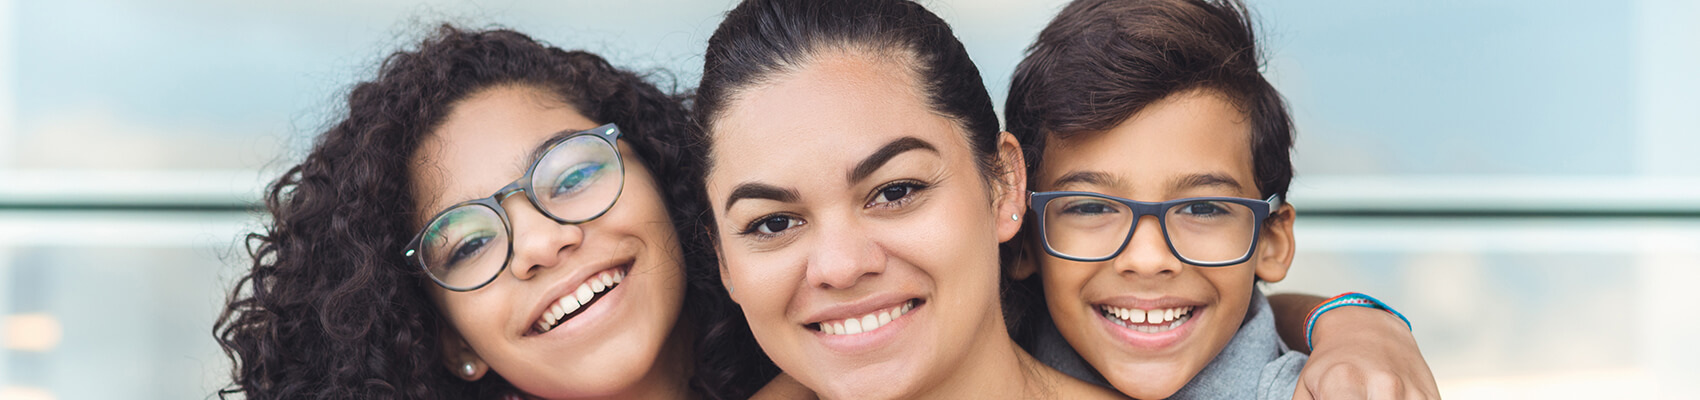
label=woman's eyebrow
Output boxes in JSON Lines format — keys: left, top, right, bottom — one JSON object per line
{"left": 848, "top": 136, "right": 938, "bottom": 184}
{"left": 724, "top": 183, "right": 801, "bottom": 213}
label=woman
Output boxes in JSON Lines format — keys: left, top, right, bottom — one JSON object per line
{"left": 688, "top": 0, "right": 1127, "bottom": 398}
{"left": 213, "top": 26, "right": 764, "bottom": 399}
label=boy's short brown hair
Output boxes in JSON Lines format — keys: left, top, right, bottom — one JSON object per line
{"left": 1004, "top": 0, "right": 1294, "bottom": 199}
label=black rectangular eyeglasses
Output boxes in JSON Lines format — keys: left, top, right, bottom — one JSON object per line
{"left": 1028, "top": 191, "right": 1282, "bottom": 266}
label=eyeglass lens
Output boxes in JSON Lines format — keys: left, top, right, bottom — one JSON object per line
{"left": 1041, "top": 196, "right": 1257, "bottom": 264}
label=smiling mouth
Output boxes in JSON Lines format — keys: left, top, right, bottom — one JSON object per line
{"left": 534, "top": 267, "right": 627, "bottom": 334}
{"left": 1100, "top": 305, "right": 1195, "bottom": 334}
{"left": 810, "top": 299, "right": 920, "bottom": 336}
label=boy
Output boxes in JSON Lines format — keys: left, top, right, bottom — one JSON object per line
{"left": 1005, "top": 0, "right": 1307, "bottom": 398}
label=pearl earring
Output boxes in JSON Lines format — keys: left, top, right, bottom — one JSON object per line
{"left": 461, "top": 361, "right": 477, "bottom": 378}
{"left": 1012, "top": 214, "right": 1020, "bottom": 221}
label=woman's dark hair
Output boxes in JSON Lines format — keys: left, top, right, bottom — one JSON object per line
{"left": 1005, "top": 0, "right": 1294, "bottom": 200}
{"left": 693, "top": 0, "right": 1002, "bottom": 180}
{"left": 213, "top": 25, "right": 745, "bottom": 399}
{"left": 687, "top": 0, "right": 1028, "bottom": 390}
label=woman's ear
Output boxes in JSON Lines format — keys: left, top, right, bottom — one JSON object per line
{"left": 1254, "top": 203, "right": 1296, "bottom": 283}
{"left": 993, "top": 132, "right": 1029, "bottom": 243}
{"left": 439, "top": 325, "right": 488, "bottom": 381}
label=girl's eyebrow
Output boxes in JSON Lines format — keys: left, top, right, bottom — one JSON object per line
{"left": 519, "top": 128, "right": 588, "bottom": 171}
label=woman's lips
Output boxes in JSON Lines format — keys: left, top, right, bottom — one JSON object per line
{"left": 804, "top": 297, "right": 926, "bottom": 354}
{"left": 813, "top": 299, "right": 916, "bottom": 335}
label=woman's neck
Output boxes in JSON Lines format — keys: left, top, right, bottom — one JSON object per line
{"left": 906, "top": 314, "right": 1054, "bottom": 400}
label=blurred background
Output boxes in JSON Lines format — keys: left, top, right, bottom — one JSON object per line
{"left": 0, "top": 0, "right": 1695, "bottom": 399}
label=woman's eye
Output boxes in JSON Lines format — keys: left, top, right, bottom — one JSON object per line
{"left": 551, "top": 163, "right": 605, "bottom": 197}
{"left": 869, "top": 182, "right": 926, "bottom": 207}
{"left": 748, "top": 215, "right": 804, "bottom": 235}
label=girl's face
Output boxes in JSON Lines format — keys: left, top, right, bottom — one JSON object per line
{"left": 704, "top": 52, "right": 1026, "bottom": 399}
{"left": 1026, "top": 89, "right": 1294, "bottom": 399}
{"left": 411, "top": 85, "right": 688, "bottom": 398}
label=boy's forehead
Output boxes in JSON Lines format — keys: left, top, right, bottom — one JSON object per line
{"left": 1036, "top": 91, "right": 1257, "bottom": 196}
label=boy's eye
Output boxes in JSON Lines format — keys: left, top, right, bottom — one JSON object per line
{"left": 1176, "top": 201, "right": 1229, "bottom": 216}
{"left": 1062, "top": 200, "right": 1119, "bottom": 215}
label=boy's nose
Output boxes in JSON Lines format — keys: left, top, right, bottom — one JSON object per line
{"left": 1113, "top": 215, "right": 1181, "bottom": 277}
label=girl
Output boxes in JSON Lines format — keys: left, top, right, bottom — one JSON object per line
{"left": 214, "top": 26, "right": 764, "bottom": 399}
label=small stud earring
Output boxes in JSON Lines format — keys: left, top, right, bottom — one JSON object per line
{"left": 461, "top": 361, "right": 477, "bottom": 378}
{"left": 1012, "top": 214, "right": 1020, "bottom": 221}
{"left": 727, "top": 285, "right": 735, "bottom": 295}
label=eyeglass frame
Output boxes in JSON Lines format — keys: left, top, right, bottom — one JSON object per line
{"left": 401, "top": 123, "right": 626, "bottom": 292}
{"left": 1027, "top": 191, "right": 1283, "bottom": 266}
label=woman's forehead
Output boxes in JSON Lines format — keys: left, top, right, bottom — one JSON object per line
{"left": 706, "top": 52, "right": 970, "bottom": 182}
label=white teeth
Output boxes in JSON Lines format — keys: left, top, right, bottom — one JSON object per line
{"left": 818, "top": 300, "right": 915, "bottom": 336}
{"left": 1101, "top": 305, "right": 1193, "bottom": 329}
{"left": 535, "top": 269, "right": 629, "bottom": 333}
{"left": 575, "top": 284, "right": 594, "bottom": 304}
{"left": 560, "top": 295, "right": 582, "bottom": 315}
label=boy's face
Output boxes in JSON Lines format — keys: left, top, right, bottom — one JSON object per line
{"left": 1027, "top": 89, "right": 1295, "bottom": 399}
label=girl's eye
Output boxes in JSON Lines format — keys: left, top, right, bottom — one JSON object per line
{"left": 551, "top": 163, "right": 605, "bottom": 197}
{"left": 869, "top": 181, "right": 927, "bottom": 207}
{"left": 445, "top": 234, "right": 493, "bottom": 268}
{"left": 746, "top": 215, "right": 804, "bottom": 235}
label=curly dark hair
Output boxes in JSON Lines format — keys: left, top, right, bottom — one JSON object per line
{"left": 213, "top": 25, "right": 757, "bottom": 399}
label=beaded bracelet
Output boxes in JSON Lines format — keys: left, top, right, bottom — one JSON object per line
{"left": 1304, "top": 292, "right": 1411, "bottom": 350}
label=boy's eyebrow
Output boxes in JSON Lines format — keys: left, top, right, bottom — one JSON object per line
{"left": 1051, "top": 171, "right": 1118, "bottom": 189}
{"left": 1170, "top": 172, "right": 1243, "bottom": 192}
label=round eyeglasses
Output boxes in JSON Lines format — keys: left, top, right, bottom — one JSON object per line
{"left": 402, "top": 124, "right": 625, "bottom": 291}
{"left": 1028, "top": 191, "right": 1282, "bottom": 266}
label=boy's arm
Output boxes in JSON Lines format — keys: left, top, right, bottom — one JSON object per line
{"left": 1268, "top": 293, "right": 1441, "bottom": 399}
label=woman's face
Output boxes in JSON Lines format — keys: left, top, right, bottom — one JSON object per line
{"left": 411, "top": 85, "right": 687, "bottom": 398}
{"left": 704, "top": 52, "right": 1026, "bottom": 399}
